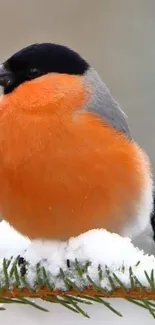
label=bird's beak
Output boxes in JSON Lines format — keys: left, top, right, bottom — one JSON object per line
{"left": 0, "top": 64, "right": 13, "bottom": 87}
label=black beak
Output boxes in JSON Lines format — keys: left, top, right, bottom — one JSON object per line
{"left": 0, "top": 64, "right": 13, "bottom": 87}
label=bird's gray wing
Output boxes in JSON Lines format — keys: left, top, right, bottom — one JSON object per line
{"left": 83, "top": 68, "right": 131, "bottom": 139}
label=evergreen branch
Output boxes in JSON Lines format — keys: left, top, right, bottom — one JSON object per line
{"left": 0, "top": 256, "right": 155, "bottom": 318}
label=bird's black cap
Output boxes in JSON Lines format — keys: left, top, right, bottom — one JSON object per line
{"left": 0, "top": 43, "right": 89, "bottom": 94}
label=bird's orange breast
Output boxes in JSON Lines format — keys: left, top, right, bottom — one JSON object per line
{"left": 0, "top": 74, "right": 150, "bottom": 239}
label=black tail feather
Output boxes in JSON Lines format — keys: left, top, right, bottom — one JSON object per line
{"left": 151, "top": 191, "right": 155, "bottom": 241}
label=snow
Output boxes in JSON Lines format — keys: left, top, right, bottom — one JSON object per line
{"left": 0, "top": 221, "right": 30, "bottom": 258}
{"left": 0, "top": 221, "right": 155, "bottom": 293}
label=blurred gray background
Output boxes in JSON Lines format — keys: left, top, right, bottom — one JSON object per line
{"left": 0, "top": 0, "right": 155, "bottom": 171}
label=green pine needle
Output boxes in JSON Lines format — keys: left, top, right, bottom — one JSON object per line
{"left": 98, "top": 299, "right": 122, "bottom": 317}
{"left": 64, "top": 296, "right": 90, "bottom": 318}
{"left": 3, "top": 258, "right": 9, "bottom": 288}
{"left": 151, "top": 270, "right": 155, "bottom": 289}
{"left": 105, "top": 268, "right": 116, "bottom": 290}
{"left": 126, "top": 297, "right": 148, "bottom": 310}
{"left": 68, "top": 295, "right": 93, "bottom": 305}
{"left": 129, "top": 267, "right": 135, "bottom": 289}
{"left": 144, "top": 271, "right": 155, "bottom": 291}
{"left": 142, "top": 298, "right": 155, "bottom": 319}
{"left": 86, "top": 275, "right": 101, "bottom": 291}
{"left": 41, "top": 266, "right": 52, "bottom": 289}
{"left": 112, "top": 273, "right": 127, "bottom": 292}
{"left": 19, "top": 297, "right": 49, "bottom": 312}
{"left": 98, "top": 264, "right": 103, "bottom": 281}
{"left": 44, "top": 295, "right": 79, "bottom": 314}
{"left": 74, "top": 259, "right": 83, "bottom": 277}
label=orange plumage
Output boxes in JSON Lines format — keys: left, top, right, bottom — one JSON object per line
{"left": 0, "top": 43, "right": 152, "bottom": 240}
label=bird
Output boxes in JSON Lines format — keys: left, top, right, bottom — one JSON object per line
{"left": 0, "top": 42, "right": 153, "bottom": 241}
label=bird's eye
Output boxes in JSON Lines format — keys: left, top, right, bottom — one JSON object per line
{"left": 27, "top": 67, "right": 40, "bottom": 79}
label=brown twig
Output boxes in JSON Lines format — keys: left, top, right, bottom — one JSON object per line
{"left": 1, "top": 286, "right": 155, "bottom": 300}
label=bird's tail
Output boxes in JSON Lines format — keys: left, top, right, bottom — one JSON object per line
{"left": 150, "top": 190, "right": 155, "bottom": 241}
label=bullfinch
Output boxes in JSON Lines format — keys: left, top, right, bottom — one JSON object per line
{"left": 0, "top": 42, "right": 153, "bottom": 241}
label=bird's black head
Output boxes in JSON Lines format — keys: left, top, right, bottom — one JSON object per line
{"left": 0, "top": 43, "right": 89, "bottom": 94}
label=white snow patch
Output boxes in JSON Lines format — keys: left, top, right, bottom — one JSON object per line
{"left": 0, "top": 220, "right": 30, "bottom": 258}
{"left": 0, "top": 222, "right": 155, "bottom": 292}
